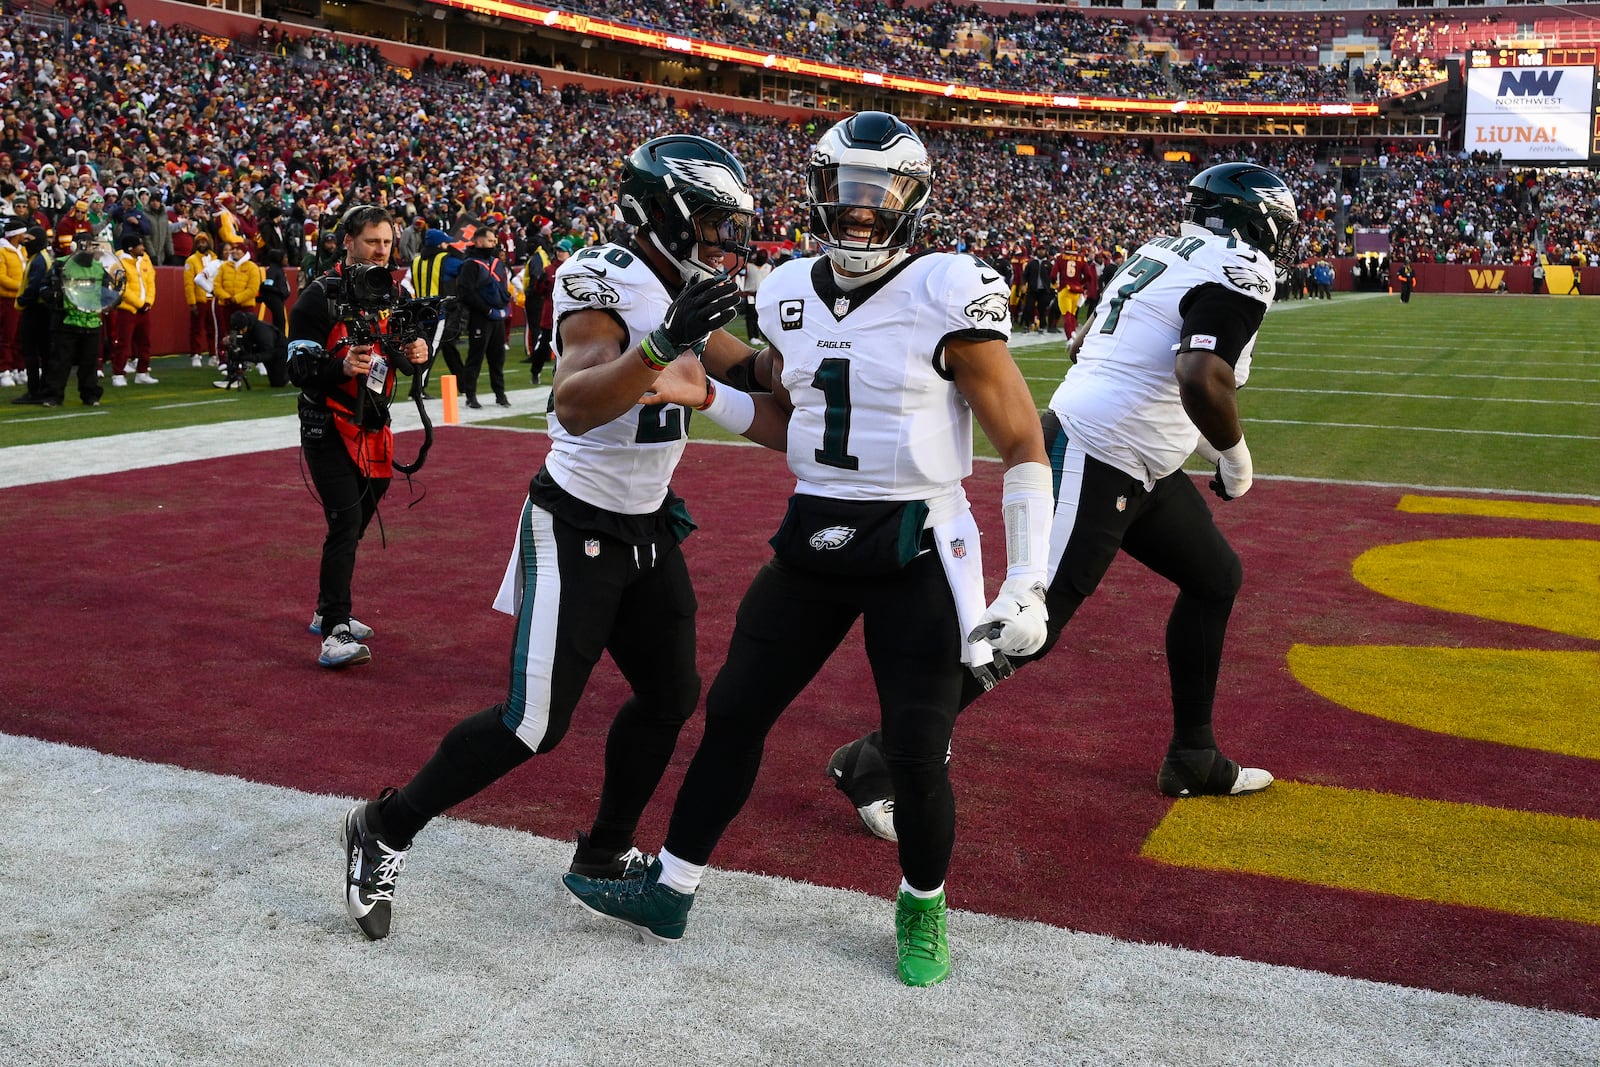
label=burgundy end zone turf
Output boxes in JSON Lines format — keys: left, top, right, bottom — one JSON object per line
{"left": 2, "top": 428, "right": 1595, "bottom": 1015}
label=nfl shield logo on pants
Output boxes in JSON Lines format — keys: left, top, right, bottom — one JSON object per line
{"left": 584, "top": 539, "right": 601, "bottom": 558}
{"left": 950, "top": 538, "right": 967, "bottom": 559}
{"left": 1115, "top": 495, "right": 1128, "bottom": 512}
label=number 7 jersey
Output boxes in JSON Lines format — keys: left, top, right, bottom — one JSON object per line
{"left": 1052, "top": 228, "right": 1275, "bottom": 487}
{"left": 756, "top": 252, "right": 1013, "bottom": 504}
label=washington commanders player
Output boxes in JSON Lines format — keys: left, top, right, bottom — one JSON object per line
{"left": 339, "top": 136, "right": 757, "bottom": 941}
{"left": 563, "top": 112, "right": 1053, "bottom": 988}
{"left": 825, "top": 162, "right": 1295, "bottom": 837}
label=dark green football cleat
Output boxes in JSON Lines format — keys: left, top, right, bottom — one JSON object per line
{"left": 562, "top": 859, "right": 694, "bottom": 942}
{"left": 895, "top": 889, "right": 951, "bottom": 987}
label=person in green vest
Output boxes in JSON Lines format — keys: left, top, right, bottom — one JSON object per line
{"left": 40, "top": 233, "right": 122, "bottom": 407}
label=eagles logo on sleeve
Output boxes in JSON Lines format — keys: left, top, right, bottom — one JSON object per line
{"left": 1222, "top": 263, "right": 1272, "bottom": 296}
{"left": 964, "top": 292, "right": 1010, "bottom": 324}
{"left": 561, "top": 271, "right": 621, "bottom": 307}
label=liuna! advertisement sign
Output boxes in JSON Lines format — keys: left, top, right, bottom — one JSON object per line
{"left": 1463, "top": 65, "right": 1597, "bottom": 163}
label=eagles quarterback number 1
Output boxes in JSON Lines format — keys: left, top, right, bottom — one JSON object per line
{"left": 811, "top": 357, "right": 861, "bottom": 471}
{"left": 1099, "top": 255, "right": 1167, "bottom": 335}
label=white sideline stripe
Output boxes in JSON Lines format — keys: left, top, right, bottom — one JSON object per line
{"left": 1, "top": 731, "right": 1592, "bottom": 1067}
{"left": 0, "top": 408, "right": 108, "bottom": 424}
{"left": 1260, "top": 348, "right": 1595, "bottom": 364}
{"left": 0, "top": 385, "right": 555, "bottom": 489}
{"left": 1250, "top": 417, "right": 1600, "bottom": 442}
{"left": 150, "top": 398, "right": 243, "bottom": 410}
{"left": 1261, "top": 366, "right": 1595, "bottom": 384}
{"left": 1244, "top": 386, "right": 1600, "bottom": 407}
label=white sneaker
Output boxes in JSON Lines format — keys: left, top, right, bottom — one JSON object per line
{"left": 208, "top": 356, "right": 220, "bottom": 368}
{"left": 318, "top": 624, "right": 372, "bottom": 669}
{"left": 110, "top": 374, "right": 128, "bottom": 387}
{"left": 134, "top": 373, "right": 159, "bottom": 385}
{"left": 309, "top": 613, "right": 374, "bottom": 640}
{"left": 256, "top": 363, "right": 268, "bottom": 377}
{"left": 190, "top": 355, "right": 202, "bottom": 368}
{"left": 212, "top": 380, "right": 240, "bottom": 390}
{"left": 123, "top": 360, "right": 137, "bottom": 374}
{"left": 0, "top": 371, "right": 13, "bottom": 387}
{"left": 855, "top": 799, "right": 897, "bottom": 842}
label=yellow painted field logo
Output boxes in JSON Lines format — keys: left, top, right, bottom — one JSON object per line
{"left": 1143, "top": 495, "right": 1600, "bottom": 927}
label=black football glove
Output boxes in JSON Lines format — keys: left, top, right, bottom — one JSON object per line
{"left": 658, "top": 273, "right": 742, "bottom": 352}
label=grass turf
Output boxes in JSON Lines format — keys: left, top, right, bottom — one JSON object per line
{"left": 7, "top": 295, "right": 1596, "bottom": 501}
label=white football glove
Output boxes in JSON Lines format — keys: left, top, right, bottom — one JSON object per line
{"left": 1209, "top": 438, "right": 1253, "bottom": 501}
{"left": 968, "top": 578, "right": 1049, "bottom": 658}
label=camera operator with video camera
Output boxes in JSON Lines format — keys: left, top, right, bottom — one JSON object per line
{"left": 288, "top": 204, "right": 429, "bottom": 669}
{"left": 215, "top": 310, "right": 288, "bottom": 389}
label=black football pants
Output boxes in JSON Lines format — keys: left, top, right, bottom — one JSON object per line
{"left": 667, "top": 552, "right": 964, "bottom": 892}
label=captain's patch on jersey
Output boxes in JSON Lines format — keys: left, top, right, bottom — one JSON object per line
{"left": 561, "top": 272, "right": 621, "bottom": 306}
{"left": 1189, "top": 334, "right": 1219, "bottom": 351}
{"left": 965, "top": 292, "right": 1009, "bottom": 324}
{"left": 779, "top": 299, "right": 805, "bottom": 331}
{"left": 1222, "top": 264, "right": 1271, "bottom": 295}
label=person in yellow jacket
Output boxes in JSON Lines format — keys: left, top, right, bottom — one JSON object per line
{"left": 184, "top": 233, "right": 220, "bottom": 367}
{"left": 111, "top": 234, "right": 160, "bottom": 385}
{"left": 214, "top": 241, "right": 261, "bottom": 378}
{"left": 0, "top": 218, "right": 28, "bottom": 388}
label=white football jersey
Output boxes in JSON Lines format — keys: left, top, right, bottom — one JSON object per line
{"left": 1051, "top": 225, "right": 1273, "bottom": 487}
{"left": 546, "top": 242, "right": 689, "bottom": 515}
{"left": 757, "top": 252, "right": 1012, "bottom": 511}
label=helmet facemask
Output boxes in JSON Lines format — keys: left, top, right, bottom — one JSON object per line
{"left": 619, "top": 138, "right": 757, "bottom": 286}
{"left": 808, "top": 163, "right": 930, "bottom": 273}
{"left": 638, "top": 189, "right": 755, "bottom": 285}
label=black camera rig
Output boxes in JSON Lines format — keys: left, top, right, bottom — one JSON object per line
{"left": 320, "top": 264, "right": 456, "bottom": 476}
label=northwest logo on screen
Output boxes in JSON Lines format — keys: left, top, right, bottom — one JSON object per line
{"left": 1494, "top": 70, "right": 1563, "bottom": 102}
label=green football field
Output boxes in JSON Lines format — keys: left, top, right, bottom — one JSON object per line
{"left": 4, "top": 292, "right": 1595, "bottom": 499}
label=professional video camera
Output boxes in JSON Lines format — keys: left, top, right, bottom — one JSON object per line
{"left": 322, "top": 264, "right": 453, "bottom": 360}
{"left": 221, "top": 327, "right": 253, "bottom": 390}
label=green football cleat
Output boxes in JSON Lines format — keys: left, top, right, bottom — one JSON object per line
{"left": 895, "top": 889, "right": 951, "bottom": 987}
{"left": 562, "top": 859, "right": 694, "bottom": 942}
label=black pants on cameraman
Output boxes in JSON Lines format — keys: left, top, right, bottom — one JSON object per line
{"left": 44, "top": 324, "right": 103, "bottom": 405}
{"left": 461, "top": 312, "right": 506, "bottom": 405}
{"left": 302, "top": 431, "right": 389, "bottom": 634}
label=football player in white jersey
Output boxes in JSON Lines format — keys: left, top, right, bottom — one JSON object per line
{"left": 338, "top": 135, "right": 757, "bottom": 941}
{"left": 827, "top": 162, "right": 1294, "bottom": 836}
{"left": 563, "top": 112, "right": 1054, "bottom": 988}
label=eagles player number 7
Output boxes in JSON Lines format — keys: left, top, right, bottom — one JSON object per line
{"left": 1098, "top": 256, "right": 1167, "bottom": 335}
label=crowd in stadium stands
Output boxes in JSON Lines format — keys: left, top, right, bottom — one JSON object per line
{"left": 556, "top": 0, "right": 1439, "bottom": 103}
{"left": 0, "top": 7, "right": 1594, "bottom": 296}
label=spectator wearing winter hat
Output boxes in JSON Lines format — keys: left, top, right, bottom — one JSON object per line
{"left": 111, "top": 233, "right": 158, "bottom": 385}
{"left": 395, "top": 214, "right": 428, "bottom": 264}
{"left": 0, "top": 217, "right": 27, "bottom": 388}
{"left": 55, "top": 199, "right": 94, "bottom": 255}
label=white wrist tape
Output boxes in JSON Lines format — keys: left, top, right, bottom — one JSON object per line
{"left": 1001, "top": 460, "right": 1054, "bottom": 584}
{"left": 696, "top": 380, "right": 756, "bottom": 436}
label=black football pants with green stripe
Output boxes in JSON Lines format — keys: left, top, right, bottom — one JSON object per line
{"left": 375, "top": 502, "right": 700, "bottom": 854}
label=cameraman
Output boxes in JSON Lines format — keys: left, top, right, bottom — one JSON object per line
{"left": 214, "top": 310, "right": 288, "bottom": 389}
{"left": 288, "top": 204, "right": 429, "bottom": 669}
